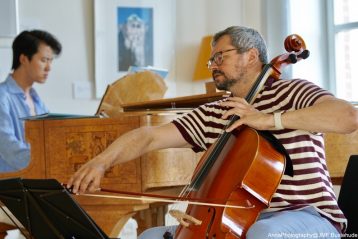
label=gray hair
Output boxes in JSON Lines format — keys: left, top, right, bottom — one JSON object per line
{"left": 212, "top": 26, "right": 268, "bottom": 64}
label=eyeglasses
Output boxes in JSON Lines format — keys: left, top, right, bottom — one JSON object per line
{"left": 207, "top": 48, "right": 239, "bottom": 69}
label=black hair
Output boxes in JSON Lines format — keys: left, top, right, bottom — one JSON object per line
{"left": 12, "top": 30, "right": 62, "bottom": 70}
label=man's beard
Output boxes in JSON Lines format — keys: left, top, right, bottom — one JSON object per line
{"left": 212, "top": 70, "right": 238, "bottom": 91}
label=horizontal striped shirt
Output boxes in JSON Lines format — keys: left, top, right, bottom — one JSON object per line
{"left": 172, "top": 78, "right": 346, "bottom": 231}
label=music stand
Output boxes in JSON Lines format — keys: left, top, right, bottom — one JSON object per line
{"left": 0, "top": 177, "right": 109, "bottom": 239}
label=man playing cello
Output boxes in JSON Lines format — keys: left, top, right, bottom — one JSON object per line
{"left": 68, "top": 26, "right": 358, "bottom": 239}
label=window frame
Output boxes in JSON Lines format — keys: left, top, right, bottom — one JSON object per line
{"left": 327, "top": 0, "right": 358, "bottom": 100}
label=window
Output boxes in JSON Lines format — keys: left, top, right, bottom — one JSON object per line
{"left": 329, "top": 0, "right": 358, "bottom": 102}
{"left": 287, "top": 0, "right": 358, "bottom": 102}
{"left": 288, "top": 0, "right": 328, "bottom": 89}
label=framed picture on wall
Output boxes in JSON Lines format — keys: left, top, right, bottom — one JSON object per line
{"left": 94, "top": 0, "right": 176, "bottom": 98}
{"left": 117, "top": 6, "right": 153, "bottom": 71}
{"left": 0, "top": 0, "right": 18, "bottom": 83}
{"left": 0, "top": 0, "right": 18, "bottom": 37}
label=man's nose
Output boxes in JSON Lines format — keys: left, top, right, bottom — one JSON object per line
{"left": 45, "top": 62, "right": 51, "bottom": 71}
{"left": 208, "top": 63, "right": 219, "bottom": 71}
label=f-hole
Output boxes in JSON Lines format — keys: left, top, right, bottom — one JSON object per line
{"left": 206, "top": 207, "right": 216, "bottom": 239}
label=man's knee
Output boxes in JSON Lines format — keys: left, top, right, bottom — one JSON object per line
{"left": 246, "top": 220, "right": 279, "bottom": 239}
{"left": 138, "top": 226, "right": 176, "bottom": 239}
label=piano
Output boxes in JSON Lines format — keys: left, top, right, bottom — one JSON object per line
{"left": 0, "top": 91, "right": 225, "bottom": 237}
{"left": 324, "top": 128, "right": 358, "bottom": 185}
{"left": 0, "top": 89, "right": 356, "bottom": 237}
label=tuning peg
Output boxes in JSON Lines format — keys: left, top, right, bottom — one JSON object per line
{"left": 288, "top": 54, "right": 298, "bottom": 63}
{"left": 298, "top": 50, "right": 310, "bottom": 59}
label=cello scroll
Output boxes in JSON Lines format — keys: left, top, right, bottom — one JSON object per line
{"left": 270, "top": 34, "right": 310, "bottom": 79}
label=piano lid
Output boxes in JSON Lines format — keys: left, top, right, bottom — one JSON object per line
{"left": 121, "top": 91, "right": 228, "bottom": 112}
{"left": 95, "top": 71, "right": 228, "bottom": 115}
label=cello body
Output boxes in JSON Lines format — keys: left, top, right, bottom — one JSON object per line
{"left": 174, "top": 127, "right": 285, "bottom": 239}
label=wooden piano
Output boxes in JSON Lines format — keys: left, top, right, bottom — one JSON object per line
{"left": 324, "top": 129, "right": 358, "bottom": 185}
{"left": 0, "top": 89, "right": 356, "bottom": 237}
{"left": 0, "top": 91, "right": 225, "bottom": 237}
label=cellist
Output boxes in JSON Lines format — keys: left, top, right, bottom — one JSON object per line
{"left": 67, "top": 26, "right": 358, "bottom": 238}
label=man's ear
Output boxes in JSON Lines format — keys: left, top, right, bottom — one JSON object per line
{"left": 19, "top": 54, "right": 29, "bottom": 65}
{"left": 246, "top": 48, "right": 260, "bottom": 66}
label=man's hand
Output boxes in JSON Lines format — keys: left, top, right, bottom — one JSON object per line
{"left": 66, "top": 157, "right": 107, "bottom": 194}
{"left": 220, "top": 97, "right": 275, "bottom": 131}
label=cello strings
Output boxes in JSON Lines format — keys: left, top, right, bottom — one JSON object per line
{"left": 174, "top": 64, "right": 273, "bottom": 208}
{"left": 161, "top": 65, "right": 275, "bottom": 221}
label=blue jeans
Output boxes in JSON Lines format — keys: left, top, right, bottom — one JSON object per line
{"left": 247, "top": 207, "right": 341, "bottom": 239}
{"left": 138, "top": 225, "right": 177, "bottom": 239}
{"left": 138, "top": 207, "right": 340, "bottom": 239}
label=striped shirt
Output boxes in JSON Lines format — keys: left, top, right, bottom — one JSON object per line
{"left": 172, "top": 78, "right": 346, "bottom": 231}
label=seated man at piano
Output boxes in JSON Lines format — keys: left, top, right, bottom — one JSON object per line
{"left": 68, "top": 26, "right": 358, "bottom": 239}
{"left": 0, "top": 30, "right": 62, "bottom": 172}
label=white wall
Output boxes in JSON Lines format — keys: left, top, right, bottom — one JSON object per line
{"left": 12, "top": 0, "right": 265, "bottom": 114}
{"left": 18, "top": 0, "right": 98, "bottom": 114}
{"left": 175, "top": 0, "right": 248, "bottom": 95}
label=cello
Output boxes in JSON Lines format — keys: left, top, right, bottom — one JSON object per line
{"left": 169, "top": 34, "right": 310, "bottom": 239}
